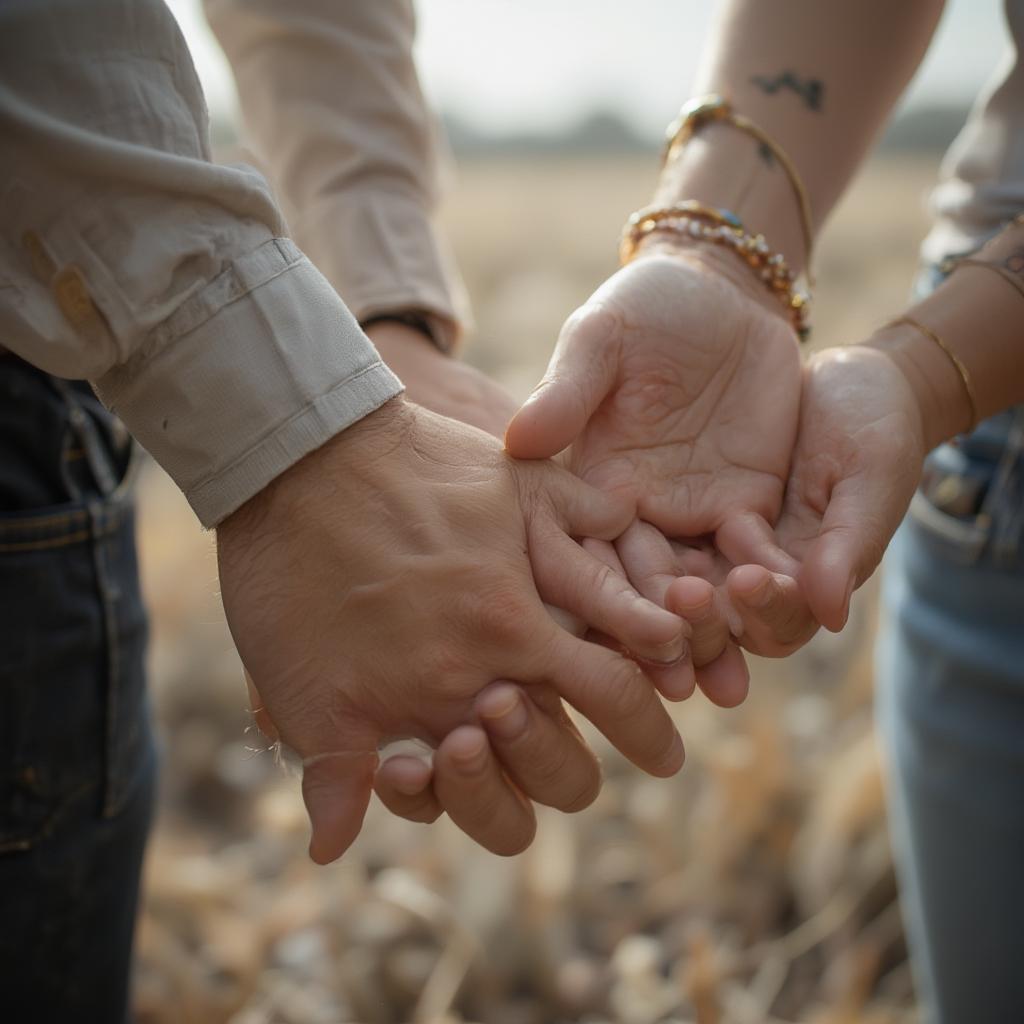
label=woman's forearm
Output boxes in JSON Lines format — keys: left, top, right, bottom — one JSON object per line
{"left": 652, "top": 0, "right": 946, "bottom": 273}
{"left": 865, "top": 225, "right": 1024, "bottom": 451}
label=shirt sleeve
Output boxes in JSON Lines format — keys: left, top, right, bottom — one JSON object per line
{"left": 0, "top": 0, "right": 403, "bottom": 527}
{"left": 204, "top": 0, "right": 467, "bottom": 350}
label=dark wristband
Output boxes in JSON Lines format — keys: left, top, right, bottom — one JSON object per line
{"left": 359, "top": 311, "right": 447, "bottom": 353}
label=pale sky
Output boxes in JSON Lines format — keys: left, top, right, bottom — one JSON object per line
{"left": 169, "top": 1, "right": 1010, "bottom": 139}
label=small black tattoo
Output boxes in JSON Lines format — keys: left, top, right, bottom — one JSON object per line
{"left": 751, "top": 71, "right": 825, "bottom": 112}
{"left": 1003, "top": 247, "right": 1024, "bottom": 275}
{"left": 757, "top": 141, "right": 775, "bottom": 166}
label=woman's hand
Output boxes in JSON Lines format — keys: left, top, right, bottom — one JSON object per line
{"left": 505, "top": 245, "right": 802, "bottom": 544}
{"left": 631, "top": 343, "right": 929, "bottom": 675}
{"left": 504, "top": 243, "right": 804, "bottom": 697}
{"left": 735, "top": 343, "right": 927, "bottom": 633}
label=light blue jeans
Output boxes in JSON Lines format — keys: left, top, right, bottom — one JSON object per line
{"left": 876, "top": 258, "right": 1024, "bottom": 1023}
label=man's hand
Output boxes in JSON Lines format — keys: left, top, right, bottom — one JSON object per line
{"left": 366, "top": 322, "right": 610, "bottom": 851}
{"left": 218, "top": 398, "right": 686, "bottom": 863}
{"left": 367, "top": 320, "right": 517, "bottom": 437}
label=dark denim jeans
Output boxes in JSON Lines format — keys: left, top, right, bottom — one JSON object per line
{"left": 0, "top": 360, "right": 156, "bottom": 1021}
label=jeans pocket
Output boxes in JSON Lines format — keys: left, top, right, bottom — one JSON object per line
{"left": 0, "top": 494, "right": 151, "bottom": 853}
{"left": 907, "top": 489, "right": 990, "bottom": 567}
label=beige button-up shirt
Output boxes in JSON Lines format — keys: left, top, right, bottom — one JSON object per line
{"left": 0, "top": 0, "right": 459, "bottom": 527}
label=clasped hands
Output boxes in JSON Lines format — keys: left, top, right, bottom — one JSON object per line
{"left": 217, "top": 238, "right": 927, "bottom": 863}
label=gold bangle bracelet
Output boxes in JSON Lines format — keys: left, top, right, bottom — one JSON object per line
{"left": 940, "top": 256, "right": 1024, "bottom": 304}
{"left": 888, "top": 315, "right": 978, "bottom": 433}
{"left": 663, "top": 94, "right": 816, "bottom": 285}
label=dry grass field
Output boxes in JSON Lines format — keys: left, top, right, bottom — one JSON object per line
{"left": 131, "top": 152, "right": 940, "bottom": 1024}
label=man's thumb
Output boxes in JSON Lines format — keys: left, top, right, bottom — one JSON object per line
{"left": 301, "top": 743, "right": 379, "bottom": 864}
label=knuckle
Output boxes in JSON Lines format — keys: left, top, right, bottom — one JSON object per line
{"left": 690, "top": 630, "right": 728, "bottom": 667}
{"left": 415, "top": 643, "right": 467, "bottom": 701}
{"left": 764, "top": 587, "right": 818, "bottom": 649}
{"left": 458, "top": 580, "right": 532, "bottom": 645}
{"left": 602, "top": 660, "right": 653, "bottom": 721}
{"left": 442, "top": 774, "right": 490, "bottom": 819}
{"left": 522, "top": 738, "right": 572, "bottom": 788}
{"left": 592, "top": 559, "right": 627, "bottom": 599}
{"left": 559, "top": 558, "right": 611, "bottom": 618}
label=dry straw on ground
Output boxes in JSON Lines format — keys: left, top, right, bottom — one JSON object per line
{"left": 133, "top": 154, "right": 937, "bottom": 1023}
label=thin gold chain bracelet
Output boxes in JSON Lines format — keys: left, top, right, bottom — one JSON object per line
{"left": 663, "top": 94, "right": 815, "bottom": 285}
{"left": 888, "top": 315, "right": 978, "bottom": 432}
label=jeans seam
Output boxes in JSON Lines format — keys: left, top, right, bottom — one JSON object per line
{"left": 88, "top": 501, "right": 122, "bottom": 819}
{"left": 0, "top": 531, "right": 92, "bottom": 553}
{"left": 0, "top": 510, "right": 83, "bottom": 530}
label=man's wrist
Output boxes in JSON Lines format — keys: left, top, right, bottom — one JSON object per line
{"left": 360, "top": 310, "right": 449, "bottom": 353}
{"left": 219, "top": 395, "right": 412, "bottom": 535}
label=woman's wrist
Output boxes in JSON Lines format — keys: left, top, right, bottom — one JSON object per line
{"left": 652, "top": 121, "right": 812, "bottom": 278}
{"left": 863, "top": 223, "right": 1024, "bottom": 452}
{"left": 860, "top": 322, "right": 972, "bottom": 453}
{"left": 632, "top": 228, "right": 800, "bottom": 337}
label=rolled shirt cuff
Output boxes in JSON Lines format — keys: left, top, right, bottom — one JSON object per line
{"left": 95, "top": 237, "right": 403, "bottom": 527}
{"left": 291, "top": 188, "right": 469, "bottom": 352}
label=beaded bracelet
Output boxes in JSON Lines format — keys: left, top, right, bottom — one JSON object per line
{"left": 620, "top": 202, "right": 810, "bottom": 340}
{"left": 619, "top": 201, "right": 744, "bottom": 263}
{"left": 663, "top": 94, "right": 816, "bottom": 285}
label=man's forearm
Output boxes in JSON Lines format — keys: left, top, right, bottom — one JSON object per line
{"left": 652, "top": 0, "right": 946, "bottom": 272}
{"left": 205, "top": 0, "right": 464, "bottom": 348}
{"left": 0, "top": 0, "right": 402, "bottom": 526}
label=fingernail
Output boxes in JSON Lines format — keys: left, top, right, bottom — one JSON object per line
{"left": 657, "top": 659, "right": 696, "bottom": 702}
{"left": 481, "top": 688, "right": 529, "bottom": 740}
{"left": 646, "top": 635, "right": 687, "bottom": 666}
{"left": 746, "top": 576, "right": 773, "bottom": 608}
{"left": 454, "top": 730, "right": 489, "bottom": 770}
{"left": 393, "top": 769, "right": 428, "bottom": 796}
